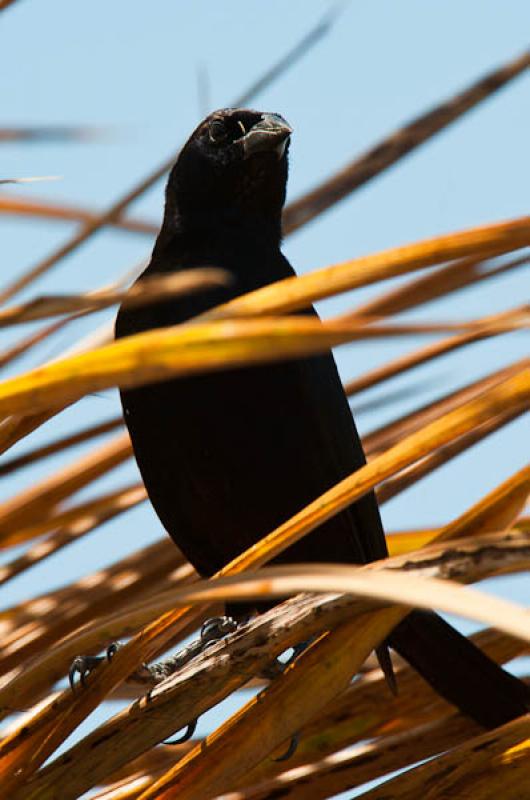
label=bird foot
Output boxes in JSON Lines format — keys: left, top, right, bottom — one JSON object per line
{"left": 163, "top": 626, "right": 304, "bottom": 754}
{"left": 69, "top": 642, "right": 121, "bottom": 690}
{"left": 69, "top": 616, "right": 238, "bottom": 693}
{"left": 155, "top": 615, "right": 238, "bottom": 745}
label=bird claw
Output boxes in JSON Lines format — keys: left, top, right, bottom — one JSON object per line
{"left": 69, "top": 655, "right": 104, "bottom": 690}
{"left": 273, "top": 733, "right": 299, "bottom": 762}
{"left": 69, "top": 642, "right": 120, "bottom": 690}
{"left": 163, "top": 718, "right": 198, "bottom": 745}
{"left": 106, "top": 641, "right": 121, "bottom": 659}
{"left": 261, "top": 639, "right": 312, "bottom": 680}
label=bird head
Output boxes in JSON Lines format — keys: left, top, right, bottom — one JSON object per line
{"left": 164, "top": 108, "right": 292, "bottom": 234}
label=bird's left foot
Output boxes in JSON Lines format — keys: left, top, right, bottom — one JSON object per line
{"left": 69, "top": 642, "right": 121, "bottom": 690}
{"left": 68, "top": 617, "right": 238, "bottom": 692}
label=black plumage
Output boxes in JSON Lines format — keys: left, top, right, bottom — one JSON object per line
{"left": 116, "top": 108, "right": 529, "bottom": 728}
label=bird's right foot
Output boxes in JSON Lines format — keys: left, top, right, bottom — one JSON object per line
{"left": 159, "top": 615, "right": 238, "bottom": 745}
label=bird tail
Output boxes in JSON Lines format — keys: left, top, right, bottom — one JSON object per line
{"left": 387, "top": 609, "right": 530, "bottom": 728}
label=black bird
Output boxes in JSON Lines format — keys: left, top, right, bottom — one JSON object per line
{"left": 115, "top": 108, "right": 529, "bottom": 728}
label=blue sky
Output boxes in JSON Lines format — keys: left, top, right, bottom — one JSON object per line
{"left": 0, "top": 1, "right": 529, "bottom": 795}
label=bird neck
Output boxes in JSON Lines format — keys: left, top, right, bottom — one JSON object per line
{"left": 155, "top": 208, "right": 283, "bottom": 258}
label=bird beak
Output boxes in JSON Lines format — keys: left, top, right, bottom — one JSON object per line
{"left": 241, "top": 113, "right": 292, "bottom": 160}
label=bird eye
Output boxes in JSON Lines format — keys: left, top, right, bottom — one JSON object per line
{"left": 209, "top": 120, "right": 228, "bottom": 144}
